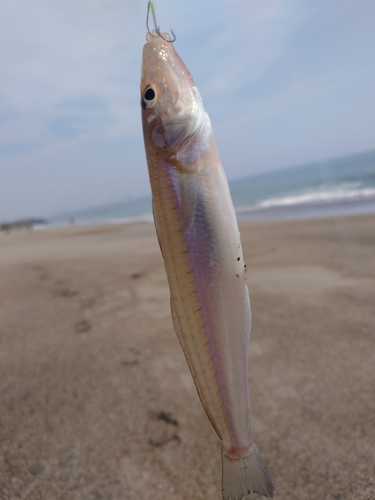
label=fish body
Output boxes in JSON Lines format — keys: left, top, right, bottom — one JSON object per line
{"left": 141, "top": 29, "right": 274, "bottom": 499}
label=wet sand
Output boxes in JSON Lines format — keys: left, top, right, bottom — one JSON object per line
{"left": 0, "top": 215, "right": 374, "bottom": 500}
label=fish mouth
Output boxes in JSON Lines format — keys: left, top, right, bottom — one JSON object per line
{"left": 146, "top": 29, "right": 173, "bottom": 44}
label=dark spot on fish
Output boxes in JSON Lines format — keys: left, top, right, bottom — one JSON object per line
{"left": 237, "top": 257, "right": 240, "bottom": 261}
{"left": 235, "top": 274, "right": 239, "bottom": 278}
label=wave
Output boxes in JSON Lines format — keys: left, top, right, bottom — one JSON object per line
{"left": 236, "top": 182, "right": 375, "bottom": 213}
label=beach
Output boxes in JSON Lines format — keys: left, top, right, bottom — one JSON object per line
{"left": 0, "top": 214, "right": 374, "bottom": 500}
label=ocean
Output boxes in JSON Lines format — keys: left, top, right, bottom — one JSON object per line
{"left": 51, "top": 149, "right": 375, "bottom": 226}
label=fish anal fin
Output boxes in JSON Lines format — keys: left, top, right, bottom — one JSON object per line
{"left": 244, "top": 283, "right": 252, "bottom": 347}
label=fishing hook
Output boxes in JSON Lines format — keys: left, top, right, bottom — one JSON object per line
{"left": 146, "top": 1, "right": 176, "bottom": 43}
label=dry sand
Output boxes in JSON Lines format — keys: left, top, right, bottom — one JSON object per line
{"left": 0, "top": 214, "right": 374, "bottom": 500}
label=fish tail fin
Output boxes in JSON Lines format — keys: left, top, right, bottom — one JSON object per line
{"left": 221, "top": 442, "right": 275, "bottom": 499}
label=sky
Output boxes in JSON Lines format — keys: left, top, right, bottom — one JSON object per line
{"left": 1, "top": 0, "right": 375, "bottom": 221}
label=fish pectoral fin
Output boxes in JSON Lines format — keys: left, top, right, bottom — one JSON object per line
{"left": 178, "top": 171, "right": 199, "bottom": 229}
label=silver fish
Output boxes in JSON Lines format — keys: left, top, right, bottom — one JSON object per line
{"left": 140, "top": 10, "right": 275, "bottom": 499}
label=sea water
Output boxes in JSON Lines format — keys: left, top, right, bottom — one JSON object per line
{"left": 51, "top": 149, "right": 375, "bottom": 226}
{"left": 233, "top": 149, "right": 375, "bottom": 221}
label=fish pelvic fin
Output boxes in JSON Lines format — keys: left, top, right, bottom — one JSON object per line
{"left": 221, "top": 442, "right": 275, "bottom": 499}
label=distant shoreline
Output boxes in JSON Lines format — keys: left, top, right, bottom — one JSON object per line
{"left": 4, "top": 149, "right": 373, "bottom": 231}
{"left": 3, "top": 195, "right": 374, "bottom": 232}
{"left": 0, "top": 218, "right": 48, "bottom": 232}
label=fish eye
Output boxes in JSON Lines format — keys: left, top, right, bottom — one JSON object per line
{"left": 141, "top": 86, "right": 156, "bottom": 109}
{"left": 144, "top": 87, "right": 155, "bottom": 101}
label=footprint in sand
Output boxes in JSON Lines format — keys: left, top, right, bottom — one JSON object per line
{"left": 75, "top": 320, "right": 92, "bottom": 334}
{"left": 55, "top": 288, "right": 79, "bottom": 298}
{"left": 147, "top": 410, "right": 180, "bottom": 447}
{"left": 121, "top": 348, "right": 140, "bottom": 367}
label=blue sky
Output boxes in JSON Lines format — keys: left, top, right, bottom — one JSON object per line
{"left": 1, "top": 0, "right": 375, "bottom": 220}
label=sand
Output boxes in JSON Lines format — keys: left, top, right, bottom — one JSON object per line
{"left": 0, "top": 214, "right": 374, "bottom": 500}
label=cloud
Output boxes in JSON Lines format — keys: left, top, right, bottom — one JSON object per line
{"left": 1, "top": 0, "right": 374, "bottom": 220}
{"left": 50, "top": 95, "right": 114, "bottom": 140}
{"left": 0, "top": 0, "right": 143, "bottom": 150}
{"left": 181, "top": 0, "right": 312, "bottom": 97}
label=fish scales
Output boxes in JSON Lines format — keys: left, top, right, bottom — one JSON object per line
{"left": 141, "top": 23, "right": 274, "bottom": 499}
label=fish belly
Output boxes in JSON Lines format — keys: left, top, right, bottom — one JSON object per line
{"left": 148, "top": 147, "right": 252, "bottom": 454}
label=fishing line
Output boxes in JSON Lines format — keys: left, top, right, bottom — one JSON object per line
{"left": 146, "top": 1, "right": 176, "bottom": 42}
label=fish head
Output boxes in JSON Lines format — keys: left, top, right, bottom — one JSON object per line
{"left": 141, "top": 30, "right": 204, "bottom": 152}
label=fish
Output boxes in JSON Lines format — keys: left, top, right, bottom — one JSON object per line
{"left": 140, "top": 7, "right": 275, "bottom": 500}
